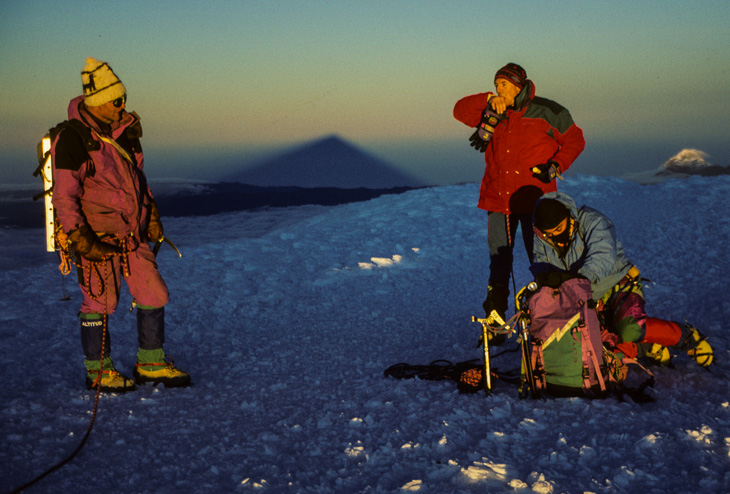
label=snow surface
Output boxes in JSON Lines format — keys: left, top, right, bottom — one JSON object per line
{"left": 2, "top": 175, "right": 729, "bottom": 493}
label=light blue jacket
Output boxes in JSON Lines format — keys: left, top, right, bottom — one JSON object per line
{"left": 531, "top": 192, "right": 633, "bottom": 299}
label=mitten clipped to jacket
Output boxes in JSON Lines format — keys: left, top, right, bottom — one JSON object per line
{"left": 68, "top": 225, "right": 121, "bottom": 262}
{"left": 146, "top": 200, "right": 164, "bottom": 243}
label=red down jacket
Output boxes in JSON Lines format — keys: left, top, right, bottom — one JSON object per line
{"left": 453, "top": 81, "right": 585, "bottom": 214}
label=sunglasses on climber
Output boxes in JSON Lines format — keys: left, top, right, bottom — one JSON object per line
{"left": 112, "top": 95, "right": 127, "bottom": 108}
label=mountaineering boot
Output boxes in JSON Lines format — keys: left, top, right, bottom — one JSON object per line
{"left": 674, "top": 324, "right": 714, "bottom": 367}
{"left": 482, "top": 283, "right": 509, "bottom": 345}
{"left": 80, "top": 314, "right": 134, "bottom": 392}
{"left": 637, "top": 343, "right": 672, "bottom": 366}
{"left": 85, "top": 357, "right": 136, "bottom": 392}
{"left": 134, "top": 306, "right": 189, "bottom": 386}
{"left": 134, "top": 348, "right": 191, "bottom": 388}
{"left": 643, "top": 317, "right": 713, "bottom": 367}
{"left": 87, "top": 369, "right": 137, "bottom": 392}
{"left": 134, "top": 307, "right": 191, "bottom": 387}
{"left": 483, "top": 283, "right": 509, "bottom": 320}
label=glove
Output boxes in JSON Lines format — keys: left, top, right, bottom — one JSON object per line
{"left": 468, "top": 109, "right": 502, "bottom": 153}
{"left": 68, "top": 225, "right": 121, "bottom": 262}
{"left": 534, "top": 271, "right": 583, "bottom": 289}
{"left": 531, "top": 160, "right": 561, "bottom": 183}
{"left": 146, "top": 200, "right": 164, "bottom": 243}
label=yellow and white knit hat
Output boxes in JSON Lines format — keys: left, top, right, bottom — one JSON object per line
{"left": 81, "top": 57, "right": 126, "bottom": 107}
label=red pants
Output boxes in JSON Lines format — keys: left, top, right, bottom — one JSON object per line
{"left": 602, "top": 279, "right": 682, "bottom": 358}
{"left": 78, "top": 241, "right": 169, "bottom": 315}
{"left": 614, "top": 318, "right": 683, "bottom": 358}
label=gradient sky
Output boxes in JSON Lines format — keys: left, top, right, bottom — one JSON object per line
{"left": 1, "top": 0, "right": 728, "bottom": 185}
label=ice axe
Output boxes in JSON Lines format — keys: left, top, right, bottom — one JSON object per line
{"left": 518, "top": 315, "right": 537, "bottom": 399}
{"left": 152, "top": 235, "right": 182, "bottom": 258}
{"left": 515, "top": 282, "right": 539, "bottom": 399}
{"left": 472, "top": 312, "right": 501, "bottom": 396}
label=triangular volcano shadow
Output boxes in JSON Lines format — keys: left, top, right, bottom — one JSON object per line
{"left": 227, "top": 135, "right": 424, "bottom": 188}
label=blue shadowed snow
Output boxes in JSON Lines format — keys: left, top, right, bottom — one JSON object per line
{"left": 1, "top": 175, "right": 729, "bottom": 493}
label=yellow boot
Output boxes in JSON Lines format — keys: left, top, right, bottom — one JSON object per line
{"left": 134, "top": 362, "right": 191, "bottom": 387}
{"left": 86, "top": 368, "right": 136, "bottom": 392}
{"left": 134, "top": 349, "right": 191, "bottom": 388}
{"left": 682, "top": 326, "right": 713, "bottom": 367}
{"left": 644, "top": 344, "right": 672, "bottom": 366}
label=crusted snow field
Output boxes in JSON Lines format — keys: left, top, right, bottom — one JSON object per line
{"left": 1, "top": 175, "right": 729, "bottom": 493}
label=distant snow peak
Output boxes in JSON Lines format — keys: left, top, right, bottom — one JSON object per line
{"left": 623, "top": 147, "right": 729, "bottom": 184}
{"left": 661, "top": 149, "right": 712, "bottom": 171}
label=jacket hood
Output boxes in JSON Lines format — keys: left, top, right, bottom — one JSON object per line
{"left": 67, "top": 95, "right": 85, "bottom": 122}
{"left": 514, "top": 80, "right": 535, "bottom": 110}
{"left": 531, "top": 190, "right": 633, "bottom": 299}
{"left": 533, "top": 191, "right": 579, "bottom": 224}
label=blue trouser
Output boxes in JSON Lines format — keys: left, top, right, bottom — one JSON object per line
{"left": 487, "top": 211, "right": 534, "bottom": 287}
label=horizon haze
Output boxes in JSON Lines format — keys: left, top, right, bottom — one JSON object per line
{"left": 1, "top": 1, "right": 728, "bottom": 185}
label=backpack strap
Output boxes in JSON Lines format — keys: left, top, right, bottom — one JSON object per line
{"left": 49, "top": 119, "right": 100, "bottom": 153}
{"left": 578, "top": 321, "right": 607, "bottom": 393}
{"left": 531, "top": 340, "right": 546, "bottom": 393}
{"left": 93, "top": 131, "right": 133, "bottom": 165}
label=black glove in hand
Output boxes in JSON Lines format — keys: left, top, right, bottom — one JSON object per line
{"left": 535, "top": 271, "right": 583, "bottom": 289}
{"left": 468, "top": 131, "right": 488, "bottom": 152}
{"left": 532, "top": 160, "right": 560, "bottom": 183}
{"left": 68, "top": 225, "right": 121, "bottom": 262}
{"left": 468, "top": 109, "right": 502, "bottom": 153}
